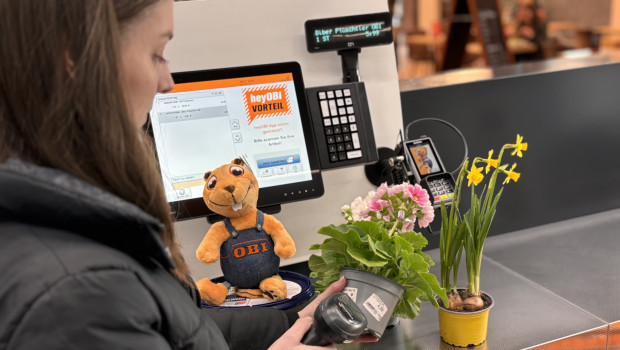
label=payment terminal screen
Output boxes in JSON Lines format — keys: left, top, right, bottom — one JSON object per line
{"left": 408, "top": 139, "right": 442, "bottom": 177}
{"left": 149, "top": 72, "right": 313, "bottom": 202}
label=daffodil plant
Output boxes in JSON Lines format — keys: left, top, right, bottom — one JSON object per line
{"left": 440, "top": 135, "right": 528, "bottom": 311}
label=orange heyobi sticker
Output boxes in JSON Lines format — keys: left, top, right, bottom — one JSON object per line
{"left": 243, "top": 84, "right": 291, "bottom": 124}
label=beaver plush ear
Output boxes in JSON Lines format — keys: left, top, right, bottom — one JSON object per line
{"left": 232, "top": 158, "right": 245, "bottom": 167}
{"left": 204, "top": 171, "right": 212, "bottom": 180}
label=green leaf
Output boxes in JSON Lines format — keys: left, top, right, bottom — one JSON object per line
{"left": 353, "top": 221, "right": 388, "bottom": 241}
{"left": 321, "top": 250, "right": 347, "bottom": 267}
{"left": 347, "top": 245, "right": 388, "bottom": 267}
{"left": 393, "top": 235, "right": 414, "bottom": 256}
{"left": 420, "top": 272, "right": 448, "bottom": 308}
{"left": 368, "top": 236, "right": 390, "bottom": 260}
{"left": 316, "top": 238, "right": 347, "bottom": 254}
{"left": 398, "top": 231, "right": 428, "bottom": 251}
{"left": 374, "top": 240, "right": 395, "bottom": 261}
{"left": 399, "top": 251, "right": 429, "bottom": 272}
{"left": 308, "top": 254, "right": 330, "bottom": 273}
{"left": 420, "top": 251, "right": 435, "bottom": 267}
{"left": 318, "top": 224, "right": 363, "bottom": 247}
{"left": 393, "top": 288, "right": 423, "bottom": 319}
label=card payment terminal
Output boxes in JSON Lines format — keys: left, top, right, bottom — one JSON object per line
{"left": 403, "top": 137, "right": 456, "bottom": 208}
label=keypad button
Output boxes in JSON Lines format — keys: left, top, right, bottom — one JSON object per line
{"left": 327, "top": 136, "right": 335, "bottom": 144}
{"left": 328, "top": 100, "right": 337, "bottom": 110}
{"left": 337, "top": 143, "right": 345, "bottom": 152}
{"left": 338, "top": 152, "right": 347, "bottom": 161}
{"left": 324, "top": 127, "right": 334, "bottom": 135}
{"left": 335, "top": 135, "right": 344, "bottom": 143}
{"left": 347, "top": 150, "right": 362, "bottom": 159}
{"left": 345, "top": 142, "right": 354, "bottom": 151}
{"left": 333, "top": 126, "right": 342, "bottom": 134}
{"left": 350, "top": 123, "right": 357, "bottom": 131}
{"left": 343, "top": 89, "right": 351, "bottom": 97}
{"left": 340, "top": 116, "right": 348, "bottom": 124}
{"left": 320, "top": 100, "right": 329, "bottom": 117}
{"left": 331, "top": 117, "right": 340, "bottom": 125}
{"left": 330, "top": 109, "right": 338, "bottom": 117}
{"left": 329, "top": 153, "right": 339, "bottom": 162}
{"left": 345, "top": 97, "right": 353, "bottom": 105}
{"left": 336, "top": 99, "right": 345, "bottom": 107}
{"left": 318, "top": 91, "right": 326, "bottom": 100}
{"left": 346, "top": 106, "right": 354, "bottom": 114}
{"left": 328, "top": 145, "right": 337, "bottom": 153}
{"left": 351, "top": 132, "right": 360, "bottom": 149}
{"left": 348, "top": 115, "right": 356, "bottom": 123}
{"left": 342, "top": 125, "right": 350, "bottom": 133}
{"left": 335, "top": 90, "right": 343, "bottom": 98}
{"left": 338, "top": 107, "right": 346, "bottom": 115}
{"left": 327, "top": 90, "right": 335, "bottom": 98}
{"left": 343, "top": 133, "right": 352, "bottom": 142}
{"left": 323, "top": 118, "right": 332, "bottom": 127}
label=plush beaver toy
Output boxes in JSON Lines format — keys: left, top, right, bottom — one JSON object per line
{"left": 195, "top": 158, "right": 296, "bottom": 305}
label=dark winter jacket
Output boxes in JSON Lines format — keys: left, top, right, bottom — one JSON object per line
{"left": 0, "top": 160, "right": 295, "bottom": 350}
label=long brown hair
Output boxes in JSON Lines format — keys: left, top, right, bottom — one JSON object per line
{"left": 0, "top": 0, "right": 190, "bottom": 282}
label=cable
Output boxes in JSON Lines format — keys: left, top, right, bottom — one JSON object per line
{"left": 404, "top": 117, "right": 468, "bottom": 175}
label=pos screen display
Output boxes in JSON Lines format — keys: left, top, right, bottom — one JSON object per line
{"left": 148, "top": 62, "right": 324, "bottom": 219}
{"left": 305, "top": 12, "right": 393, "bottom": 53}
{"left": 405, "top": 138, "right": 445, "bottom": 179}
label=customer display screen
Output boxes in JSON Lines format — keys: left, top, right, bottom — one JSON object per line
{"left": 148, "top": 62, "right": 323, "bottom": 219}
{"left": 406, "top": 138, "right": 444, "bottom": 177}
{"left": 305, "top": 12, "right": 393, "bottom": 53}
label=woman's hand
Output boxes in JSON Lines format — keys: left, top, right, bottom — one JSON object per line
{"left": 298, "top": 277, "right": 378, "bottom": 344}
{"left": 268, "top": 317, "right": 336, "bottom": 350}
{"left": 298, "top": 277, "right": 347, "bottom": 319}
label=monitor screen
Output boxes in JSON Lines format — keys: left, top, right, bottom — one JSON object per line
{"left": 148, "top": 62, "right": 323, "bottom": 219}
{"left": 405, "top": 138, "right": 444, "bottom": 178}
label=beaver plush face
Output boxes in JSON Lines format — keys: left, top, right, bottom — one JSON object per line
{"left": 203, "top": 159, "right": 259, "bottom": 218}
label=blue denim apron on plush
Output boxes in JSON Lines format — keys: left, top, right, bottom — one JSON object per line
{"left": 219, "top": 210, "right": 280, "bottom": 288}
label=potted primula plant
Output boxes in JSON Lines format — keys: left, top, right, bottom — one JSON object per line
{"left": 309, "top": 182, "right": 449, "bottom": 338}
{"left": 438, "top": 134, "right": 529, "bottom": 347}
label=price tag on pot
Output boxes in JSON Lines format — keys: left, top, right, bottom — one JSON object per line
{"left": 363, "top": 293, "right": 388, "bottom": 322}
{"left": 343, "top": 287, "right": 358, "bottom": 302}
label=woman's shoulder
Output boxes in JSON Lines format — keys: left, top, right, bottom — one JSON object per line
{"left": 0, "top": 221, "right": 220, "bottom": 348}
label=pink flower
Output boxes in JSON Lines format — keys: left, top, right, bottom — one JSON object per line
{"left": 373, "top": 182, "right": 389, "bottom": 201}
{"left": 404, "top": 184, "right": 430, "bottom": 207}
{"left": 417, "top": 204, "right": 435, "bottom": 228}
{"left": 368, "top": 199, "right": 389, "bottom": 212}
{"left": 388, "top": 183, "right": 406, "bottom": 196}
{"left": 401, "top": 220, "right": 415, "bottom": 232}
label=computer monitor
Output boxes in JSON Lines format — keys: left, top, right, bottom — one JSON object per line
{"left": 148, "top": 61, "right": 324, "bottom": 220}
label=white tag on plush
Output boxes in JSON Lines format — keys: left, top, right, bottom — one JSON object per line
{"left": 232, "top": 202, "right": 242, "bottom": 211}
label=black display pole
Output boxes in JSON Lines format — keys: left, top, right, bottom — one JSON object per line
{"left": 337, "top": 48, "right": 361, "bottom": 83}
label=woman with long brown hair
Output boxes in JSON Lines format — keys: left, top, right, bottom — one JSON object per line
{"left": 0, "top": 1, "right": 351, "bottom": 349}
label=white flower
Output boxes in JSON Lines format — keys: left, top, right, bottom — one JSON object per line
{"left": 341, "top": 205, "right": 351, "bottom": 213}
{"left": 349, "top": 196, "right": 368, "bottom": 221}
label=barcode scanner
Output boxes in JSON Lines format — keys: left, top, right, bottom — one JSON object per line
{"left": 301, "top": 292, "right": 368, "bottom": 346}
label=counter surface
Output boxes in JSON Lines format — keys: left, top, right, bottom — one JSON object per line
{"left": 339, "top": 208, "right": 620, "bottom": 349}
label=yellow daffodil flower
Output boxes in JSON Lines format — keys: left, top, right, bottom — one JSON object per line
{"left": 511, "top": 134, "right": 528, "bottom": 158}
{"left": 467, "top": 165, "right": 484, "bottom": 187}
{"left": 502, "top": 163, "right": 521, "bottom": 184}
{"left": 484, "top": 150, "right": 498, "bottom": 174}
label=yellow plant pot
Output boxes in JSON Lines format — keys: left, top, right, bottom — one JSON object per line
{"left": 437, "top": 292, "right": 494, "bottom": 347}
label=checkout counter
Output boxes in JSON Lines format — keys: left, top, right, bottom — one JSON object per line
{"left": 341, "top": 57, "right": 620, "bottom": 349}
{"left": 165, "top": 1, "right": 620, "bottom": 348}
